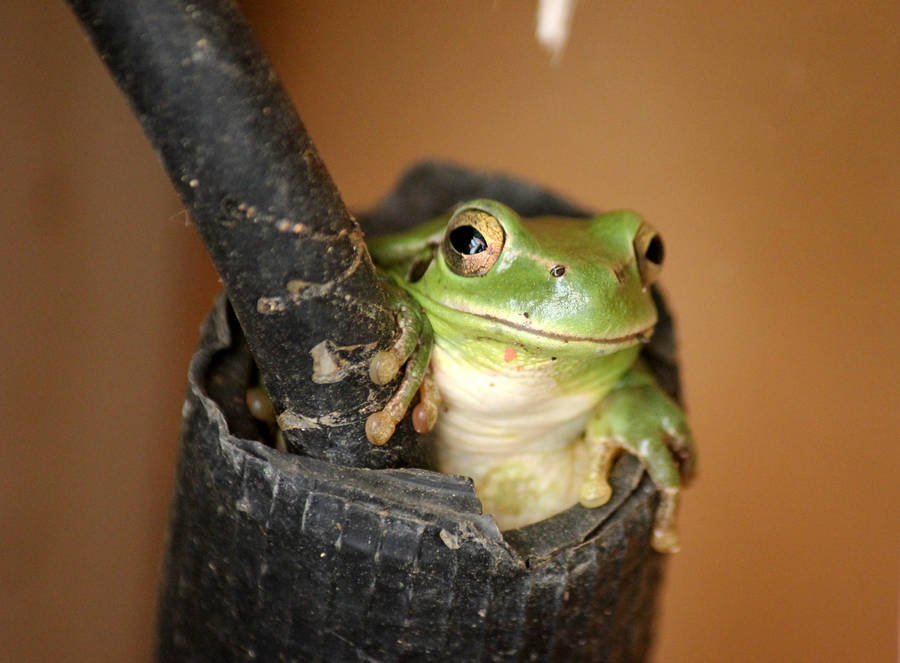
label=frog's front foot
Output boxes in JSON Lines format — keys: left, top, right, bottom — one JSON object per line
{"left": 365, "top": 285, "right": 437, "bottom": 445}
{"left": 583, "top": 381, "right": 695, "bottom": 553}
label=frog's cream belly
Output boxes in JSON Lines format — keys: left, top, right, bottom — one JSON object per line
{"left": 430, "top": 346, "right": 602, "bottom": 529}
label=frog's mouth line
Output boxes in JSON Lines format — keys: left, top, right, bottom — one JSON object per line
{"left": 452, "top": 309, "right": 654, "bottom": 346}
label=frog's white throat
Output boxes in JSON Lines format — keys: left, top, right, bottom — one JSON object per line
{"left": 429, "top": 343, "right": 605, "bottom": 459}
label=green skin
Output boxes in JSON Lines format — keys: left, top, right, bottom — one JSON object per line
{"left": 365, "top": 199, "right": 694, "bottom": 552}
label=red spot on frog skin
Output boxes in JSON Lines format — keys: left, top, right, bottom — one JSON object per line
{"left": 504, "top": 348, "right": 517, "bottom": 362}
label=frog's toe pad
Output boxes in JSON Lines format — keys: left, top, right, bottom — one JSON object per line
{"left": 245, "top": 386, "right": 275, "bottom": 423}
{"left": 369, "top": 351, "right": 401, "bottom": 385}
{"left": 651, "top": 527, "right": 681, "bottom": 553}
{"left": 365, "top": 410, "right": 396, "bottom": 446}
{"left": 412, "top": 401, "right": 437, "bottom": 434}
{"left": 579, "top": 479, "right": 612, "bottom": 508}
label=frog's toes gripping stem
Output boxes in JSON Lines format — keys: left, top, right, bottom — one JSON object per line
{"left": 365, "top": 290, "right": 437, "bottom": 446}
{"left": 368, "top": 288, "right": 426, "bottom": 386}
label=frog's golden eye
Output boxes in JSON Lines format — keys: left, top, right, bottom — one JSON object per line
{"left": 634, "top": 224, "right": 664, "bottom": 288}
{"left": 442, "top": 207, "right": 505, "bottom": 276}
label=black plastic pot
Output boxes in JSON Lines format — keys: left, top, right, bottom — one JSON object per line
{"left": 63, "top": 2, "right": 683, "bottom": 658}
{"left": 156, "top": 164, "right": 681, "bottom": 662}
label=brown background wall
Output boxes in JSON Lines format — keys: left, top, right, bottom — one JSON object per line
{"left": 2, "top": 1, "right": 897, "bottom": 661}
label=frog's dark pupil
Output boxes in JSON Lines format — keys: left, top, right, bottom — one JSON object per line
{"left": 550, "top": 264, "right": 566, "bottom": 277}
{"left": 645, "top": 236, "right": 664, "bottom": 265}
{"left": 449, "top": 225, "right": 487, "bottom": 255}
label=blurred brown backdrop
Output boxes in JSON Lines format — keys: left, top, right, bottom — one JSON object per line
{"left": 2, "top": 1, "right": 897, "bottom": 661}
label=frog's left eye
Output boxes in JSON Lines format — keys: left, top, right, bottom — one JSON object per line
{"left": 634, "top": 224, "right": 664, "bottom": 288}
{"left": 442, "top": 207, "right": 505, "bottom": 276}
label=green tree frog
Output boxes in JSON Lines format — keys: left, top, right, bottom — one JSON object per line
{"left": 364, "top": 199, "right": 694, "bottom": 553}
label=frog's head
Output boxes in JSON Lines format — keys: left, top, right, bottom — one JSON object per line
{"left": 408, "top": 199, "right": 663, "bottom": 356}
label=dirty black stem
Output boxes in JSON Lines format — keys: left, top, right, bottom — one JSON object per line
{"left": 66, "top": 0, "right": 404, "bottom": 467}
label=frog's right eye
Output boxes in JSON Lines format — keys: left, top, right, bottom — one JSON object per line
{"left": 442, "top": 208, "right": 505, "bottom": 277}
{"left": 633, "top": 223, "right": 664, "bottom": 289}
